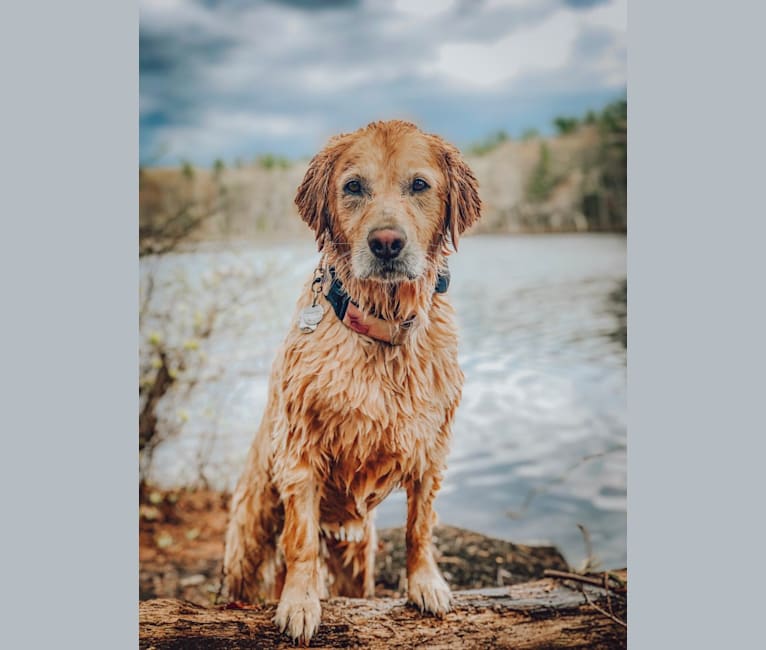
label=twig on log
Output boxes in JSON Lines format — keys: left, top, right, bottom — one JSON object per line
{"left": 580, "top": 583, "right": 627, "bottom": 629}
{"left": 542, "top": 569, "right": 626, "bottom": 593}
{"left": 606, "top": 570, "right": 627, "bottom": 588}
{"left": 604, "top": 572, "right": 612, "bottom": 619}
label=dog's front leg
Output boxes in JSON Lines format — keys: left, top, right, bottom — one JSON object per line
{"left": 405, "top": 470, "right": 452, "bottom": 615}
{"left": 273, "top": 468, "right": 322, "bottom": 644}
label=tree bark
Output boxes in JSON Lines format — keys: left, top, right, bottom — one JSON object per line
{"left": 139, "top": 570, "right": 626, "bottom": 649}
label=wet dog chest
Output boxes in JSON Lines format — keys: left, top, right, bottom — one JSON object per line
{"left": 285, "top": 316, "right": 462, "bottom": 430}
{"left": 303, "top": 348, "right": 457, "bottom": 491}
{"left": 319, "top": 461, "right": 402, "bottom": 525}
{"left": 308, "top": 357, "right": 452, "bottom": 431}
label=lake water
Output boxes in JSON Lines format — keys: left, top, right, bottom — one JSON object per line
{"left": 140, "top": 234, "right": 626, "bottom": 570}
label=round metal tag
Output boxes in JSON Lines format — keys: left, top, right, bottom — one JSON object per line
{"left": 298, "top": 304, "right": 324, "bottom": 333}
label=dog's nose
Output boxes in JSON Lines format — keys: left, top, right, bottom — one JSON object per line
{"left": 367, "top": 228, "right": 407, "bottom": 260}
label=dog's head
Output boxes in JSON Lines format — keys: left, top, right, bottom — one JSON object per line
{"left": 295, "top": 120, "right": 481, "bottom": 283}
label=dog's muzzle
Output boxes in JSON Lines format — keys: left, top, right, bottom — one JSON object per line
{"left": 367, "top": 227, "right": 407, "bottom": 261}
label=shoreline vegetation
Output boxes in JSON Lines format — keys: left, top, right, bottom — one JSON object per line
{"left": 140, "top": 99, "right": 626, "bottom": 256}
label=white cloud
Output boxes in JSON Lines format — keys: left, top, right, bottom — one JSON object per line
{"left": 139, "top": 93, "right": 158, "bottom": 117}
{"left": 299, "top": 61, "right": 408, "bottom": 93}
{"left": 153, "top": 110, "right": 321, "bottom": 161}
{"left": 140, "top": 0, "right": 627, "bottom": 163}
{"left": 140, "top": 0, "right": 208, "bottom": 27}
{"left": 588, "top": 0, "right": 627, "bottom": 32}
{"left": 301, "top": 66, "right": 370, "bottom": 92}
{"left": 424, "top": 0, "right": 626, "bottom": 88}
{"left": 484, "top": 0, "right": 538, "bottom": 8}
{"left": 426, "top": 9, "right": 576, "bottom": 86}
{"left": 392, "top": 0, "right": 456, "bottom": 18}
{"left": 209, "top": 111, "right": 316, "bottom": 137}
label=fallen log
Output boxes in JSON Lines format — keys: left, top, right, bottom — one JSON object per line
{"left": 140, "top": 570, "right": 626, "bottom": 649}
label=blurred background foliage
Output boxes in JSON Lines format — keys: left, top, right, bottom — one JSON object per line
{"left": 140, "top": 98, "right": 626, "bottom": 256}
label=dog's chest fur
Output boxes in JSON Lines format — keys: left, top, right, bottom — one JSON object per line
{"left": 272, "top": 291, "right": 463, "bottom": 526}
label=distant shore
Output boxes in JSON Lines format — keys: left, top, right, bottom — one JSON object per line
{"left": 140, "top": 118, "right": 626, "bottom": 257}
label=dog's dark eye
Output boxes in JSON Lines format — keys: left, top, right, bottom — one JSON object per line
{"left": 412, "top": 178, "right": 429, "bottom": 192}
{"left": 344, "top": 180, "right": 362, "bottom": 194}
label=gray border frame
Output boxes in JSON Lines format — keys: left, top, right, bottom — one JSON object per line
{"left": 1, "top": 1, "right": 137, "bottom": 647}
{"left": 629, "top": 1, "right": 766, "bottom": 647}
{"left": 2, "top": 1, "right": 765, "bottom": 647}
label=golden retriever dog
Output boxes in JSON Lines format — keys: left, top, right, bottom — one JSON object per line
{"left": 223, "top": 120, "right": 481, "bottom": 643}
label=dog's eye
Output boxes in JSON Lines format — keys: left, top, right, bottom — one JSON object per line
{"left": 344, "top": 180, "right": 362, "bottom": 194}
{"left": 412, "top": 178, "right": 429, "bottom": 192}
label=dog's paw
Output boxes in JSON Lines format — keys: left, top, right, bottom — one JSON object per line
{"left": 274, "top": 591, "right": 321, "bottom": 644}
{"left": 407, "top": 567, "right": 452, "bottom": 616}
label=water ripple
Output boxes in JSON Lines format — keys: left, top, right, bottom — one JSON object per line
{"left": 141, "top": 234, "right": 626, "bottom": 568}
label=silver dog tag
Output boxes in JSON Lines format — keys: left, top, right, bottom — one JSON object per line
{"left": 298, "top": 304, "right": 324, "bottom": 333}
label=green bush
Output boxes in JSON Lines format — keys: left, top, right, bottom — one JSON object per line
{"left": 527, "top": 143, "right": 556, "bottom": 202}
{"left": 180, "top": 160, "right": 195, "bottom": 181}
{"left": 594, "top": 97, "right": 627, "bottom": 230}
{"left": 553, "top": 116, "right": 579, "bottom": 135}
{"left": 598, "top": 99, "right": 627, "bottom": 136}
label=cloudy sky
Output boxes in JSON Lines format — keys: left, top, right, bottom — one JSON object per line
{"left": 140, "top": 0, "right": 626, "bottom": 167}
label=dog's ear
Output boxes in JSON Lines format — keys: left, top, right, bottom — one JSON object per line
{"left": 433, "top": 138, "right": 482, "bottom": 251}
{"left": 295, "top": 134, "right": 349, "bottom": 251}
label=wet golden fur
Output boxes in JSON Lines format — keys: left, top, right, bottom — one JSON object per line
{"left": 223, "top": 120, "right": 481, "bottom": 643}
